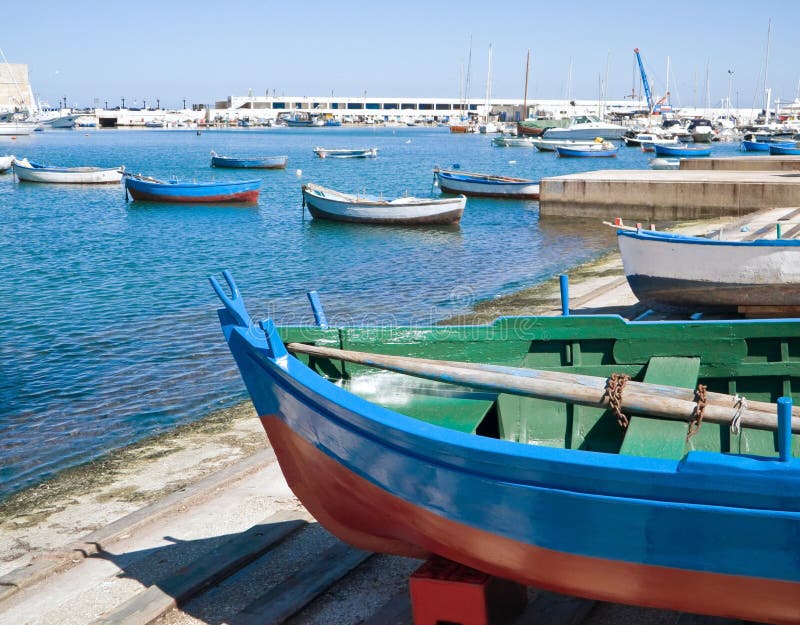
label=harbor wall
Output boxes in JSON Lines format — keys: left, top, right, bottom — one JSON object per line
{"left": 539, "top": 170, "right": 800, "bottom": 221}
{"left": 679, "top": 157, "right": 800, "bottom": 171}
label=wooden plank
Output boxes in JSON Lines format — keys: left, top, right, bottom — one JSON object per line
{"left": 513, "top": 590, "right": 595, "bottom": 625}
{"left": 620, "top": 357, "right": 700, "bottom": 458}
{"left": 674, "top": 613, "right": 743, "bottom": 625}
{"left": 233, "top": 540, "right": 372, "bottom": 625}
{"left": 359, "top": 590, "right": 413, "bottom": 625}
{"left": 90, "top": 510, "right": 306, "bottom": 625}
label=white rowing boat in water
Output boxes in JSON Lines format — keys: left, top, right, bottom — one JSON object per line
{"left": 433, "top": 167, "right": 539, "bottom": 199}
{"left": 12, "top": 158, "right": 124, "bottom": 183}
{"left": 301, "top": 182, "right": 465, "bottom": 225}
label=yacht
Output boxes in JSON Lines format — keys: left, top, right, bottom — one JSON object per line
{"left": 541, "top": 115, "right": 626, "bottom": 140}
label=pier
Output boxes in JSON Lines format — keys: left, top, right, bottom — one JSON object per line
{"left": 539, "top": 166, "right": 800, "bottom": 220}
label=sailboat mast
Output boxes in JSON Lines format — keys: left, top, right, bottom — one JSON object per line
{"left": 484, "top": 44, "right": 493, "bottom": 123}
{"left": 764, "top": 19, "right": 772, "bottom": 123}
{"left": 522, "top": 50, "right": 530, "bottom": 120}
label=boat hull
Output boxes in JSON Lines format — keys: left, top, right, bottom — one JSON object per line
{"left": 555, "top": 145, "right": 618, "bottom": 157}
{"left": 542, "top": 127, "right": 626, "bottom": 141}
{"left": 215, "top": 306, "right": 800, "bottom": 625}
{"left": 653, "top": 144, "right": 712, "bottom": 157}
{"left": 742, "top": 140, "right": 771, "bottom": 152}
{"left": 435, "top": 169, "right": 539, "bottom": 199}
{"left": 211, "top": 155, "right": 287, "bottom": 169}
{"left": 0, "top": 156, "right": 14, "bottom": 172}
{"left": 263, "top": 415, "right": 800, "bottom": 625}
{"left": 313, "top": 148, "right": 378, "bottom": 159}
{"left": 618, "top": 229, "right": 800, "bottom": 306}
{"left": 302, "top": 184, "right": 464, "bottom": 225}
{"left": 124, "top": 176, "right": 261, "bottom": 203}
{"left": 13, "top": 161, "right": 123, "bottom": 183}
{"left": 769, "top": 144, "right": 800, "bottom": 155}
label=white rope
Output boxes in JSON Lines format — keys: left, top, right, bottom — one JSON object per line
{"left": 731, "top": 395, "right": 748, "bottom": 435}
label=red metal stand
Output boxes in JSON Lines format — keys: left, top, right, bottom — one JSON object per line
{"left": 409, "top": 556, "right": 528, "bottom": 625}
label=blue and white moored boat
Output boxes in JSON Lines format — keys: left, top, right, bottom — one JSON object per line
{"left": 617, "top": 228, "right": 800, "bottom": 307}
{"left": 555, "top": 141, "right": 619, "bottom": 157}
{"left": 769, "top": 143, "right": 800, "bottom": 156}
{"left": 313, "top": 147, "right": 378, "bottom": 159}
{"left": 653, "top": 144, "right": 712, "bottom": 157}
{"left": 210, "top": 151, "right": 288, "bottom": 169}
{"left": 433, "top": 167, "right": 539, "bottom": 199}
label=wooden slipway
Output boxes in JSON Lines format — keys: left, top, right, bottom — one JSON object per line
{"left": 539, "top": 168, "right": 800, "bottom": 220}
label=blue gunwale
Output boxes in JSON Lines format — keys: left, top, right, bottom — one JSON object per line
{"left": 618, "top": 228, "right": 800, "bottom": 247}
{"left": 437, "top": 170, "right": 534, "bottom": 185}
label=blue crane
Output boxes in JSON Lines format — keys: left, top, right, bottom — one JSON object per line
{"left": 634, "top": 48, "right": 653, "bottom": 113}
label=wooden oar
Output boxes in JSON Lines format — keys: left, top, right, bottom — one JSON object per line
{"left": 287, "top": 342, "right": 799, "bottom": 433}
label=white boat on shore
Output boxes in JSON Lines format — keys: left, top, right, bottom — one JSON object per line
{"left": 12, "top": 158, "right": 124, "bottom": 183}
{"left": 618, "top": 228, "right": 800, "bottom": 307}
{"left": 541, "top": 115, "right": 627, "bottom": 140}
{"left": 301, "top": 182, "right": 465, "bottom": 225}
{"left": 433, "top": 167, "right": 539, "bottom": 199}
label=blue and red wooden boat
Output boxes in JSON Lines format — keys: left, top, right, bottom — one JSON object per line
{"left": 124, "top": 174, "right": 260, "bottom": 203}
{"left": 212, "top": 271, "right": 800, "bottom": 625}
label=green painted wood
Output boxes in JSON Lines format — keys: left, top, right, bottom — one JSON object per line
{"left": 620, "top": 357, "right": 701, "bottom": 459}
{"left": 276, "top": 315, "right": 800, "bottom": 456}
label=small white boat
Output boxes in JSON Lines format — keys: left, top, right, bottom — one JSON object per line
{"left": 622, "top": 133, "right": 680, "bottom": 152}
{"left": 0, "top": 121, "right": 36, "bottom": 136}
{"left": 529, "top": 138, "right": 603, "bottom": 152}
{"left": 492, "top": 136, "right": 536, "bottom": 147}
{"left": 301, "top": 182, "right": 465, "bottom": 225}
{"left": 12, "top": 158, "right": 124, "bottom": 183}
{"left": 313, "top": 147, "right": 378, "bottom": 159}
{"left": 434, "top": 167, "right": 539, "bottom": 199}
{"left": 0, "top": 155, "right": 15, "bottom": 172}
{"left": 618, "top": 228, "right": 800, "bottom": 307}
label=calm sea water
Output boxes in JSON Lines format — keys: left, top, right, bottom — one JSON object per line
{"left": 0, "top": 126, "right": 746, "bottom": 500}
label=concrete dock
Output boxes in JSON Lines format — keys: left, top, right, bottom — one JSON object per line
{"left": 539, "top": 158, "right": 800, "bottom": 220}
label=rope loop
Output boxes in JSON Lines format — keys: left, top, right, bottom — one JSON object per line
{"left": 730, "top": 394, "right": 747, "bottom": 435}
{"left": 606, "top": 373, "right": 631, "bottom": 428}
{"left": 687, "top": 384, "right": 708, "bottom": 439}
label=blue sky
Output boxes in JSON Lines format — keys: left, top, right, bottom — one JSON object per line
{"left": 4, "top": 0, "right": 798, "bottom": 110}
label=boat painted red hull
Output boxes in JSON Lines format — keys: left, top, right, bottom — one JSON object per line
{"left": 261, "top": 414, "right": 800, "bottom": 625}
{"left": 127, "top": 189, "right": 260, "bottom": 203}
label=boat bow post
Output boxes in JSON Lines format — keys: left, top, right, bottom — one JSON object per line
{"left": 209, "top": 270, "right": 252, "bottom": 329}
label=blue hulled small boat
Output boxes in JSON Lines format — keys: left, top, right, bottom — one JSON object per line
{"left": 554, "top": 141, "right": 619, "bottom": 157}
{"left": 210, "top": 151, "right": 288, "bottom": 169}
{"left": 653, "top": 143, "right": 712, "bottom": 157}
{"left": 769, "top": 143, "right": 800, "bottom": 156}
{"left": 741, "top": 139, "right": 771, "bottom": 152}
{"left": 124, "top": 174, "right": 261, "bottom": 203}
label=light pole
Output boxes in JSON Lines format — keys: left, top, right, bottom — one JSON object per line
{"left": 727, "top": 70, "right": 734, "bottom": 114}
